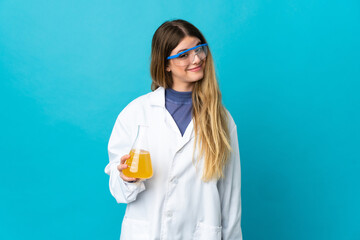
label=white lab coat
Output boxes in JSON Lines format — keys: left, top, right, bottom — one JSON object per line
{"left": 105, "top": 87, "right": 242, "bottom": 240}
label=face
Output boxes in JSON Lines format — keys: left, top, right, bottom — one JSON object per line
{"left": 166, "top": 36, "right": 206, "bottom": 92}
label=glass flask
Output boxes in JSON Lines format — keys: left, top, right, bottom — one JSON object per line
{"left": 122, "top": 125, "right": 153, "bottom": 179}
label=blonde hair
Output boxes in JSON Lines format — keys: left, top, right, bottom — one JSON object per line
{"left": 150, "top": 19, "right": 231, "bottom": 181}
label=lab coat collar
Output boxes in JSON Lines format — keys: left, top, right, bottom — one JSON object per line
{"left": 149, "top": 87, "right": 165, "bottom": 107}
{"left": 149, "top": 86, "right": 195, "bottom": 144}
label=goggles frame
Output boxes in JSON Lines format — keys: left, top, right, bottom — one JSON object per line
{"left": 166, "top": 43, "right": 208, "bottom": 60}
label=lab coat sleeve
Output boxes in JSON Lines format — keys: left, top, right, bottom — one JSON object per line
{"left": 218, "top": 125, "right": 243, "bottom": 240}
{"left": 105, "top": 115, "right": 146, "bottom": 204}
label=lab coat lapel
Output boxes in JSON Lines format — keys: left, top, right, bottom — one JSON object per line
{"left": 149, "top": 87, "right": 195, "bottom": 151}
{"left": 180, "top": 119, "right": 194, "bottom": 147}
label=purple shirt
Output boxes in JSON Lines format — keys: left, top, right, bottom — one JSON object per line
{"left": 165, "top": 88, "right": 193, "bottom": 136}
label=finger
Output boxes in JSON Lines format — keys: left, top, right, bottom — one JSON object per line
{"left": 117, "top": 164, "right": 128, "bottom": 171}
{"left": 120, "top": 173, "right": 137, "bottom": 182}
{"left": 120, "top": 154, "right": 131, "bottom": 163}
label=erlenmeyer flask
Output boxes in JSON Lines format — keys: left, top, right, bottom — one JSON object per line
{"left": 123, "top": 125, "right": 153, "bottom": 179}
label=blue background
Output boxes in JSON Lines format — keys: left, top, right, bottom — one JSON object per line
{"left": 1, "top": 0, "right": 359, "bottom": 239}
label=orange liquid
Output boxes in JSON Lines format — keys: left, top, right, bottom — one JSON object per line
{"left": 123, "top": 149, "right": 153, "bottom": 179}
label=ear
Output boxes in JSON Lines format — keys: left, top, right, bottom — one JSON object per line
{"left": 166, "top": 67, "right": 171, "bottom": 72}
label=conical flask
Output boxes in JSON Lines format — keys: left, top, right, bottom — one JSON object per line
{"left": 123, "top": 125, "right": 153, "bottom": 179}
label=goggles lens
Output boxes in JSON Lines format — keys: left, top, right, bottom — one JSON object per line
{"left": 167, "top": 44, "right": 208, "bottom": 66}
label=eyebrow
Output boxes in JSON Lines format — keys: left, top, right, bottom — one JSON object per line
{"left": 176, "top": 41, "right": 201, "bottom": 54}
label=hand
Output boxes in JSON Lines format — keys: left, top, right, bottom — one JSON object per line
{"left": 117, "top": 154, "right": 139, "bottom": 183}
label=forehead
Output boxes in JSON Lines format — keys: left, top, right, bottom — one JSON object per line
{"left": 171, "top": 36, "right": 201, "bottom": 54}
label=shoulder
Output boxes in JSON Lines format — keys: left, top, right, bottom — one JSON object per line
{"left": 225, "top": 108, "right": 237, "bottom": 133}
{"left": 126, "top": 92, "right": 152, "bottom": 109}
{"left": 116, "top": 87, "right": 164, "bottom": 123}
{"left": 117, "top": 91, "right": 152, "bottom": 119}
{"left": 122, "top": 87, "right": 164, "bottom": 112}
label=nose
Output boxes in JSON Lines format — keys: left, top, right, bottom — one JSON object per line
{"left": 192, "top": 53, "right": 201, "bottom": 64}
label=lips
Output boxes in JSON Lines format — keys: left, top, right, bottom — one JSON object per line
{"left": 187, "top": 66, "right": 202, "bottom": 72}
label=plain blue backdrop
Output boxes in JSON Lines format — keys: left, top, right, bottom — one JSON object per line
{"left": 1, "top": 0, "right": 359, "bottom": 239}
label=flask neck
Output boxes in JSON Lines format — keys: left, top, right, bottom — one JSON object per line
{"left": 132, "top": 125, "right": 149, "bottom": 151}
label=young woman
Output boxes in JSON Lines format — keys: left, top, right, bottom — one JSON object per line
{"left": 105, "top": 19, "right": 242, "bottom": 240}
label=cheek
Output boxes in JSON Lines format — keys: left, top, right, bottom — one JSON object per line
{"left": 170, "top": 67, "right": 187, "bottom": 80}
{"left": 174, "top": 66, "right": 187, "bottom": 75}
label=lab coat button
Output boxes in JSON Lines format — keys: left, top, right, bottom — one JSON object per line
{"left": 166, "top": 211, "right": 172, "bottom": 218}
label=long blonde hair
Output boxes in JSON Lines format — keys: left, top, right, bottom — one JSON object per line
{"left": 150, "top": 19, "right": 231, "bottom": 181}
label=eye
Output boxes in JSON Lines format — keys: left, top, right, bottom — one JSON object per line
{"left": 195, "top": 47, "right": 203, "bottom": 53}
{"left": 178, "top": 53, "right": 188, "bottom": 59}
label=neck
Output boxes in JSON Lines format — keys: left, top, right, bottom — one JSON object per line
{"left": 171, "top": 83, "right": 194, "bottom": 92}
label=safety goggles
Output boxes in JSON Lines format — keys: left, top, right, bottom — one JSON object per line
{"left": 167, "top": 43, "right": 208, "bottom": 66}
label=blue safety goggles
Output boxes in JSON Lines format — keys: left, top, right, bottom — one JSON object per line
{"left": 167, "top": 43, "right": 208, "bottom": 60}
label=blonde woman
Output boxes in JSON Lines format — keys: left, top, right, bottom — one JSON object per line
{"left": 105, "top": 19, "right": 242, "bottom": 240}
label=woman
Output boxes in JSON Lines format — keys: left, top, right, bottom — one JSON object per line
{"left": 105, "top": 19, "right": 242, "bottom": 240}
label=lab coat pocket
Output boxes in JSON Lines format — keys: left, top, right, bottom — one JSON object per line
{"left": 193, "top": 222, "right": 222, "bottom": 240}
{"left": 120, "top": 216, "right": 150, "bottom": 240}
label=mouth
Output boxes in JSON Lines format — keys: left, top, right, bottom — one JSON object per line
{"left": 187, "top": 66, "right": 202, "bottom": 72}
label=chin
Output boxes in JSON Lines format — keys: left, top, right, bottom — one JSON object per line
{"left": 188, "top": 72, "right": 204, "bottom": 82}
{"left": 194, "top": 74, "right": 204, "bottom": 82}
{"left": 187, "top": 77, "right": 203, "bottom": 83}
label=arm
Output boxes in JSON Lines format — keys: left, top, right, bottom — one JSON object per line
{"left": 218, "top": 125, "right": 243, "bottom": 239}
{"left": 105, "top": 115, "right": 146, "bottom": 204}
